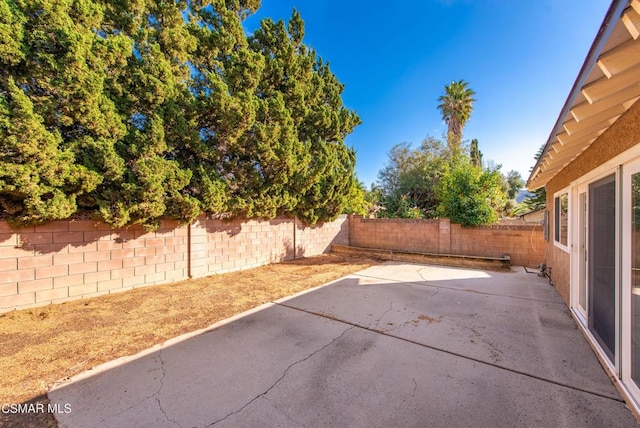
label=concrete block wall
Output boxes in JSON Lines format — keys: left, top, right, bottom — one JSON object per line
{"left": 350, "top": 217, "right": 440, "bottom": 253}
{"left": 450, "top": 223, "right": 545, "bottom": 267}
{"left": 349, "top": 215, "right": 544, "bottom": 268}
{"left": 0, "top": 215, "right": 348, "bottom": 312}
{"left": 0, "top": 219, "right": 189, "bottom": 312}
{"left": 296, "top": 216, "right": 349, "bottom": 257}
{"left": 194, "top": 217, "right": 295, "bottom": 278}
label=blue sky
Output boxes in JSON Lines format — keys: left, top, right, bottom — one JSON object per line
{"left": 244, "top": 1, "right": 611, "bottom": 188}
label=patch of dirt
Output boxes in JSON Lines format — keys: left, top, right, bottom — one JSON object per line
{"left": 0, "top": 254, "right": 379, "bottom": 428}
{"left": 406, "top": 314, "right": 441, "bottom": 327}
{"left": 417, "top": 314, "right": 440, "bottom": 323}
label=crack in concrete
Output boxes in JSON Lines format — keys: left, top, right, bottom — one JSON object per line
{"left": 372, "top": 301, "right": 394, "bottom": 330}
{"left": 470, "top": 326, "right": 504, "bottom": 364}
{"left": 207, "top": 325, "right": 355, "bottom": 426}
{"left": 155, "top": 347, "right": 182, "bottom": 428}
{"left": 417, "top": 270, "right": 442, "bottom": 298}
{"left": 96, "top": 355, "right": 166, "bottom": 425}
{"left": 418, "top": 268, "right": 430, "bottom": 285}
{"left": 280, "top": 302, "right": 625, "bottom": 403}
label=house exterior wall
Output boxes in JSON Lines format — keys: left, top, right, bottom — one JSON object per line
{"left": 0, "top": 215, "right": 348, "bottom": 312}
{"left": 544, "top": 99, "right": 640, "bottom": 305}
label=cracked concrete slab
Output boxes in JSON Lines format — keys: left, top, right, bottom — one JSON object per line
{"left": 283, "top": 265, "right": 618, "bottom": 399}
{"left": 210, "top": 328, "right": 634, "bottom": 428}
{"left": 49, "top": 262, "right": 639, "bottom": 427}
{"left": 50, "top": 303, "right": 350, "bottom": 428}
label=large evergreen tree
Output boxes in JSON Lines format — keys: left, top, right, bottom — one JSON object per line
{"left": 470, "top": 138, "right": 482, "bottom": 167}
{"left": 0, "top": 1, "right": 360, "bottom": 228}
{"left": 247, "top": 11, "right": 360, "bottom": 223}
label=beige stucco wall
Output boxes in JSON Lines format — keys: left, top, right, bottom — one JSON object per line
{"left": 544, "top": 99, "right": 640, "bottom": 304}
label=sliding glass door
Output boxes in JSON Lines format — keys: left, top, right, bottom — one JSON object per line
{"left": 623, "top": 162, "right": 640, "bottom": 401}
{"left": 571, "top": 158, "right": 640, "bottom": 408}
{"left": 588, "top": 174, "right": 617, "bottom": 362}
{"left": 631, "top": 171, "right": 640, "bottom": 386}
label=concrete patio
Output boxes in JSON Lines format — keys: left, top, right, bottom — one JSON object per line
{"left": 49, "top": 262, "right": 639, "bottom": 427}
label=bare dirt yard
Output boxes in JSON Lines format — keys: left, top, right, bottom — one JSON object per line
{"left": 0, "top": 253, "right": 378, "bottom": 427}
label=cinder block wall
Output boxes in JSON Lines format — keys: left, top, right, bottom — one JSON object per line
{"left": 450, "top": 224, "right": 545, "bottom": 267}
{"left": 350, "top": 217, "right": 440, "bottom": 253}
{"left": 0, "top": 215, "right": 348, "bottom": 312}
{"left": 0, "top": 219, "right": 189, "bottom": 312}
{"left": 349, "top": 215, "right": 544, "bottom": 267}
{"left": 296, "top": 217, "right": 349, "bottom": 257}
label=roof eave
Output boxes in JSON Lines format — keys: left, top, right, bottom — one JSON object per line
{"left": 526, "top": 0, "right": 630, "bottom": 190}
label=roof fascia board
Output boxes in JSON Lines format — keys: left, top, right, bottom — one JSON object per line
{"left": 527, "top": 0, "right": 629, "bottom": 189}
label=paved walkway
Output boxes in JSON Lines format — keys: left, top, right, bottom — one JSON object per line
{"left": 49, "top": 262, "right": 638, "bottom": 427}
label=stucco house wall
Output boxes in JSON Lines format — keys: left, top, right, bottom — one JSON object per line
{"left": 545, "top": 99, "right": 640, "bottom": 305}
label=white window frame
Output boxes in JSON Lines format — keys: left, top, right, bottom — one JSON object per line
{"left": 553, "top": 188, "right": 570, "bottom": 253}
{"left": 621, "top": 157, "right": 640, "bottom": 409}
{"left": 570, "top": 183, "right": 589, "bottom": 323}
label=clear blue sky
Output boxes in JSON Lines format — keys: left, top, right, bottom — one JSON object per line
{"left": 244, "top": 0, "right": 611, "bottom": 188}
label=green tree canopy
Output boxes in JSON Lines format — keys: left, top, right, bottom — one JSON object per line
{"left": 376, "top": 137, "right": 449, "bottom": 218}
{"left": 0, "top": 1, "right": 359, "bottom": 228}
{"left": 505, "top": 170, "right": 525, "bottom": 200}
{"left": 470, "top": 138, "right": 482, "bottom": 167}
{"left": 341, "top": 178, "right": 369, "bottom": 216}
{"left": 375, "top": 136, "right": 509, "bottom": 224}
{"left": 436, "top": 156, "right": 506, "bottom": 227}
{"left": 248, "top": 10, "right": 361, "bottom": 224}
{"left": 519, "top": 144, "right": 547, "bottom": 212}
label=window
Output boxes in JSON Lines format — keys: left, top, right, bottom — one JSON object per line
{"left": 555, "top": 192, "right": 568, "bottom": 248}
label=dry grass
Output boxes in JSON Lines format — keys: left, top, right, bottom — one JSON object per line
{"left": 0, "top": 253, "right": 379, "bottom": 427}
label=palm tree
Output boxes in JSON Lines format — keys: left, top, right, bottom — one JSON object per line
{"left": 437, "top": 80, "right": 476, "bottom": 151}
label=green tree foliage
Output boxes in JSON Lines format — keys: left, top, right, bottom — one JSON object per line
{"left": 522, "top": 188, "right": 546, "bottom": 211}
{"left": 470, "top": 138, "right": 482, "bottom": 167}
{"left": 436, "top": 157, "right": 506, "bottom": 226}
{"left": 341, "top": 178, "right": 368, "bottom": 216}
{"left": 248, "top": 11, "right": 360, "bottom": 224}
{"left": 0, "top": 78, "right": 101, "bottom": 223}
{"left": 97, "top": 0, "right": 202, "bottom": 228}
{"left": 376, "top": 137, "right": 449, "bottom": 218}
{"left": 375, "top": 137, "right": 508, "bottom": 223}
{"left": 505, "top": 170, "right": 525, "bottom": 200}
{"left": 520, "top": 144, "right": 547, "bottom": 212}
{"left": 437, "top": 80, "right": 475, "bottom": 152}
{"left": 1, "top": 0, "right": 124, "bottom": 224}
{"left": 0, "top": 1, "right": 359, "bottom": 228}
